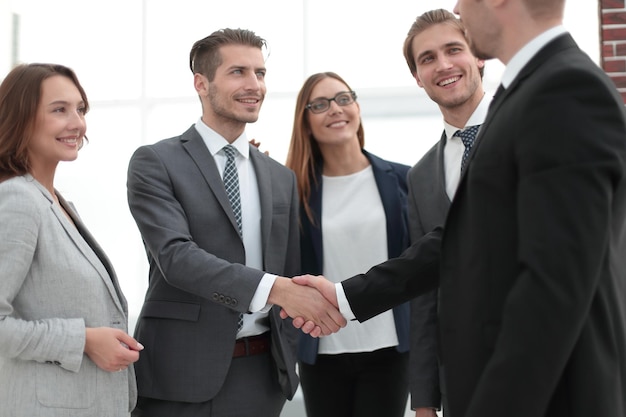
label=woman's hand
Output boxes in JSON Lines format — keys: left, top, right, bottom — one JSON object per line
{"left": 84, "top": 327, "right": 144, "bottom": 372}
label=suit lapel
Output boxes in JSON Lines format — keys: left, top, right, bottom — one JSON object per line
{"left": 455, "top": 33, "right": 577, "bottom": 198}
{"left": 181, "top": 127, "right": 241, "bottom": 237}
{"left": 477, "top": 34, "right": 576, "bottom": 149}
{"left": 367, "top": 151, "right": 405, "bottom": 258}
{"left": 308, "top": 161, "right": 325, "bottom": 271}
{"left": 249, "top": 146, "right": 272, "bottom": 255}
{"left": 50, "top": 190, "right": 126, "bottom": 314}
{"left": 436, "top": 131, "right": 451, "bottom": 204}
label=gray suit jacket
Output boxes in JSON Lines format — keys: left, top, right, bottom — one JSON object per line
{"left": 407, "top": 133, "right": 448, "bottom": 410}
{"left": 127, "top": 125, "right": 300, "bottom": 403}
{"left": 0, "top": 175, "right": 136, "bottom": 416}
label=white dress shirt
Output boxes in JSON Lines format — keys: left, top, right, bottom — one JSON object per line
{"left": 195, "top": 119, "right": 275, "bottom": 337}
{"left": 443, "top": 93, "right": 491, "bottom": 199}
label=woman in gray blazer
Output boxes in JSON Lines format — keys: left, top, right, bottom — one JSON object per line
{"left": 0, "top": 63, "right": 143, "bottom": 416}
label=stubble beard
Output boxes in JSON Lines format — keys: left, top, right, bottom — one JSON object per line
{"left": 208, "top": 85, "right": 262, "bottom": 125}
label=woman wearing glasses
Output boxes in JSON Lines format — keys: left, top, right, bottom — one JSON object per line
{"left": 286, "top": 72, "right": 410, "bottom": 417}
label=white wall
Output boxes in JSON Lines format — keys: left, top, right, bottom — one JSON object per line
{"left": 5, "top": 0, "right": 600, "bottom": 348}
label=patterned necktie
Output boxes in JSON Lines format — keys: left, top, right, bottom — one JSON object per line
{"left": 222, "top": 145, "right": 242, "bottom": 236}
{"left": 222, "top": 145, "right": 244, "bottom": 331}
{"left": 453, "top": 125, "right": 480, "bottom": 173}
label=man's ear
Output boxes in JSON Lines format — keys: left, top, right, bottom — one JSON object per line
{"left": 193, "top": 73, "right": 209, "bottom": 95}
{"left": 415, "top": 72, "right": 424, "bottom": 88}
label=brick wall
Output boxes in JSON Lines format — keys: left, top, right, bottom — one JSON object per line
{"left": 600, "top": 0, "right": 626, "bottom": 103}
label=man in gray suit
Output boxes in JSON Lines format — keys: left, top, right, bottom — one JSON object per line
{"left": 127, "top": 28, "right": 344, "bottom": 417}
{"left": 403, "top": 9, "right": 488, "bottom": 417}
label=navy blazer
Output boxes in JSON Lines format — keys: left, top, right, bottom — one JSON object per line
{"left": 298, "top": 150, "right": 411, "bottom": 364}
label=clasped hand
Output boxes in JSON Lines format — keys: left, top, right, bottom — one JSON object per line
{"left": 276, "top": 274, "right": 346, "bottom": 338}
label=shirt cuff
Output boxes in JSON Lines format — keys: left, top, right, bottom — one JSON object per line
{"left": 336, "top": 283, "right": 356, "bottom": 320}
{"left": 249, "top": 273, "right": 277, "bottom": 313}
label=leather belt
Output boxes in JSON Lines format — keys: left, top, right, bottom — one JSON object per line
{"left": 233, "top": 333, "right": 270, "bottom": 358}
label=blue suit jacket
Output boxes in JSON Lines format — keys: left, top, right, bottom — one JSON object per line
{"left": 298, "top": 150, "right": 411, "bottom": 364}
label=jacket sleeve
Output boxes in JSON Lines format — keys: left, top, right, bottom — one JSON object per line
{"left": 343, "top": 228, "right": 442, "bottom": 322}
{"left": 0, "top": 182, "right": 85, "bottom": 372}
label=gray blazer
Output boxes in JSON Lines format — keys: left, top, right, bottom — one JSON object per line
{"left": 127, "top": 125, "right": 300, "bottom": 403}
{"left": 407, "top": 133, "right": 448, "bottom": 410}
{"left": 0, "top": 175, "right": 136, "bottom": 416}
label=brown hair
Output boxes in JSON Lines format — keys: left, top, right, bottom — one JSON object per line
{"left": 189, "top": 28, "right": 267, "bottom": 81}
{"left": 403, "top": 9, "right": 484, "bottom": 78}
{"left": 285, "top": 72, "right": 364, "bottom": 223}
{"left": 0, "top": 63, "right": 89, "bottom": 180}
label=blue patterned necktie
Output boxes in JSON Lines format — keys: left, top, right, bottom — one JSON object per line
{"left": 222, "top": 144, "right": 244, "bottom": 331}
{"left": 453, "top": 125, "right": 480, "bottom": 173}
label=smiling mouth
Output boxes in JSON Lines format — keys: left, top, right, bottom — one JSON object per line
{"left": 327, "top": 121, "right": 348, "bottom": 128}
{"left": 57, "top": 137, "right": 79, "bottom": 144}
{"left": 439, "top": 76, "right": 461, "bottom": 87}
{"left": 237, "top": 98, "right": 261, "bottom": 104}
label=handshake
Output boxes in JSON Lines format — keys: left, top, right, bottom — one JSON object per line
{"left": 271, "top": 275, "right": 348, "bottom": 338}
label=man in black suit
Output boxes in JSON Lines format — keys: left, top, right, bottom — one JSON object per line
{"left": 287, "top": 1, "right": 626, "bottom": 416}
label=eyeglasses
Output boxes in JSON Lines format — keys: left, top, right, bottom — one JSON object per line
{"left": 306, "top": 91, "right": 357, "bottom": 114}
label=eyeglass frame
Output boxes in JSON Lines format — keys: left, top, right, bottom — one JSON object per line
{"left": 305, "top": 90, "right": 357, "bottom": 114}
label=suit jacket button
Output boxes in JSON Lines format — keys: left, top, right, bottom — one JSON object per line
{"left": 53, "top": 361, "right": 61, "bottom": 365}
{"left": 218, "top": 295, "right": 225, "bottom": 303}
{"left": 225, "top": 297, "right": 232, "bottom": 304}
{"left": 212, "top": 293, "right": 219, "bottom": 301}
{"left": 232, "top": 298, "right": 238, "bottom": 306}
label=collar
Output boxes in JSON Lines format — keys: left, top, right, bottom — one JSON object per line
{"left": 501, "top": 25, "right": 568, "bottom": 89}
{"left": 444, "top": 93, "right": 490, "bottom": 140}
{"left": 194, "top": 118, "right": 250, "bottom": 159}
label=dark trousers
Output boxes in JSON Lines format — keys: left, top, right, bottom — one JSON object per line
{"left": 132, "top": 351, "right": 285, "bottom": 417}
{"left": 299, "top": 347, "right": 409, "bottom": 417}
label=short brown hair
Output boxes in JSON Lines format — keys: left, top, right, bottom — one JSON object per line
{"left": 189, "top": 28, "right": 267, "bottom": 81}
{"left": 403, "top": 9, "right": 483, "bottom": 77}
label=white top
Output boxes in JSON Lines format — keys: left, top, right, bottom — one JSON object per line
{"left": 318, "top": 165, "right": 399, "bottom": 354}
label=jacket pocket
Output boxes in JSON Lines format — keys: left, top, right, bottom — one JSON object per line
{"left": 36, "top": 358, "right": 96, "bottom": 408}
{"left": 140, "top": 300, "right": 201, "bottom": 321}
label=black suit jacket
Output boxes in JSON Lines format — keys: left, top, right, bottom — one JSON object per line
{"left": 343, "top": 34, "right": 626, "bottom": 417}
{"left": 127, "top": 126, "right": 300, "bottom": 403}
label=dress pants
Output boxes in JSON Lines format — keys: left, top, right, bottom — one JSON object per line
{"left": 299, "top": 347, "right": 409, "bottom": 417}
{"left": 132, "top": 351, "right": 285, "bottom": 417}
